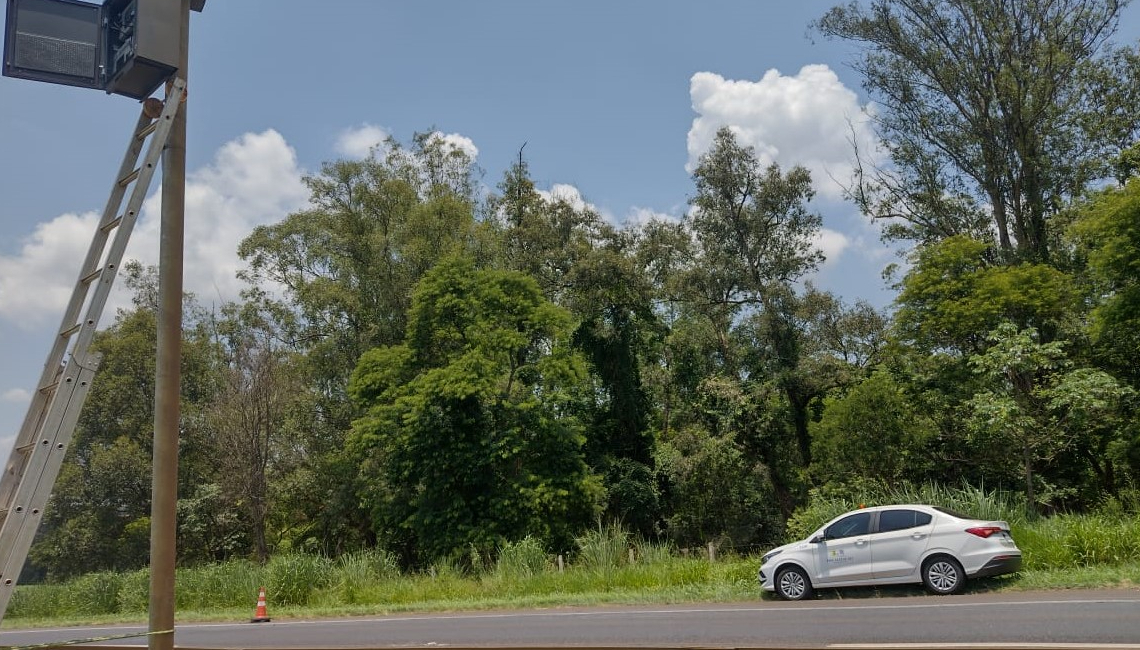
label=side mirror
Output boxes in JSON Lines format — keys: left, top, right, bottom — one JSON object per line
{"left": 809, "top": 534, "right": 826, "bottom": 544}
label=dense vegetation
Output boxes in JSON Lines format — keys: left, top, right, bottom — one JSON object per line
{"left": 9, "top": 484, "right": 1140, "bottom": 623}
{"left": 23, "top": 0, "right": 1140, "bottom": 583}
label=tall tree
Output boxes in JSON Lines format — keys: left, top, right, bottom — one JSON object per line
{"left": 686, "top": 127, "right": 823, "bottom": 369}
{"left": 819, "top": 0, "right": 1137, "bottom": 261}
{"left": 568, "top": 231, "right": 664, "bottom": 536}
{"left": 238, "top": 133, "right": 486, "bottom": 551}
{"left": 683, "top": 127, "right": 825, "bottom": 470}
{"left": 206, "top": 292, "right": 303, "bottom": 562}
{"left": 1069, "top": 179, "right": 1140, "bottom": 385}
{"left": 348, "top": 256, "right": 601, "bottom": 563}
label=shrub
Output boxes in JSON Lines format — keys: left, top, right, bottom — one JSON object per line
{"left": 334, "top": 549, "right": 400, "bottom": 604}
{"left": 575, "top": 523, "right": 629, "bottom": 570}
{"left": 266, "top": 553, "right": 333, "bottom": 606}
{"left": 66, "top": 571, "right": 122, "bottom": 615}
{"left": 496, "top": 536, "right": 548, "bottom": 579}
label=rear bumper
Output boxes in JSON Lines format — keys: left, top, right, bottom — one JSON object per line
{"left": 971, "top": 554, "right": 1022, "bottom": 578}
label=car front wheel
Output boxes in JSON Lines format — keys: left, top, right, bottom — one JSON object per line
{"left": 922, "top": 556, "right": 965, "bottom": 595}
{"left": 774, "top": 566, "right": 813, "bottom": 601}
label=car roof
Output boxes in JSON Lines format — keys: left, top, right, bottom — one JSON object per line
{"left": 840, "top": 504, "right": 939, "bottom": 514}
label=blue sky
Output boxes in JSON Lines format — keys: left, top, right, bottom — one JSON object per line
{"left": 2, "top": 1, "right": 1138, "bottom": 460}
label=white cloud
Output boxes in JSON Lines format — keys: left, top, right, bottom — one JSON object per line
{"left": 815, "top": 228, "right": 851, "bottom": 265}
{"left": 1, "top": 388, "right": 30, "bottom": 404}
{"left": 0, "top": 130, "right": 309, "bottom": 328}
{"left": 625, "top": 206, "right": 680, "bottom": 227}
{"left": 336, "top": 123, "right": 391, "bottom": 159}
{"left": 540, "top": 183, "right": 591, "bottom": 212}
{"left": 535, "top": 183, "right": 621, "bottom": 224}
{"left": 130, "top": 129, "right": 310, "bottom": 308}
{"left": 688, "top": 65, "right": 881, "bottom": 200}
{"left": 0, "top": 211, "right": 100, "bottom": 327}
{"left": 431, "top": 131, "right": 479, "bottom": 161}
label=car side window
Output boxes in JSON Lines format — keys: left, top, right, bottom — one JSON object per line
{"left": 877, "top": 509, "right": 933, "bottom": 533}
{"left": 825, "top": 512, "right": 871, "bottom": 539}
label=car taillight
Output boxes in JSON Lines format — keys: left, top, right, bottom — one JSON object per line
{"left": 966, "top": 526, "right": 1003, "bottom": 538}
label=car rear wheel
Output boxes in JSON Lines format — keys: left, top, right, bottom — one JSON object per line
{"left": 922, "top": 556, "right": 965, "bottom": 595}
{"left": 775, "top": 566, "right": 813, "bottom": 601}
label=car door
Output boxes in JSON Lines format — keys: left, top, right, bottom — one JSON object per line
{"left": 871, "top": 508, "right": 934, "bottom": 579}
{"left": 812, "top": 511, "right": 874, "bottom": 584}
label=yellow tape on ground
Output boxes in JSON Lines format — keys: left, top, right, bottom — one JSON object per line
{"left": 1, "top": 628, "right": 172, "bottom": 650}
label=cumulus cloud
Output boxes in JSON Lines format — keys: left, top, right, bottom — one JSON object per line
{"left": 0, "top": 211, "right": 99, "bottom": 326}
{"left": 815, "top": 228, "right": 851, "bottom": 265}
{"left": 0, "top": 130, "right": 309, "bottom": 328}
{"left": 539, "top": 183, "right": 591, "bottom": 212}
{"left": 336, "top": 123, "right": 391, "bottom": 159}
{"left": 535, "top": 183, "right": 620, "bottom": 223}
{"left": 688, "top": 65, "right": 881, "bottom": 200}
{"left": 624, "top": 206, "right": 680, "bottom": 227}
{"left": 431, "top": 132, "right": 479, "bottom": 160}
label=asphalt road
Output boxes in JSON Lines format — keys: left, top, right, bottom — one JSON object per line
{"left": 1, "top": 589, "right": 1138, "bottom": 648}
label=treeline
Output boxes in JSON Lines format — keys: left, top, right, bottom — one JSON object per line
{"left": 25, "top": 0, "right": 1140, "bottom": 581}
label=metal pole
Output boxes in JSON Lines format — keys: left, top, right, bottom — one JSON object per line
{"left": 149, "top": 0, "right": 189, "bottom": 648}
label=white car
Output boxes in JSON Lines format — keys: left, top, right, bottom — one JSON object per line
{"left": 758, "top": 504, "right": 1022, "bottom": 600}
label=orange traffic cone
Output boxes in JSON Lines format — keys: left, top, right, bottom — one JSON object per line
{"left": 250, "top": 586, "right": 271, "bottom": 623}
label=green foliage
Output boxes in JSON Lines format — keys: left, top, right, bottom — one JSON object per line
{"left": 809, "top": 371, "right": 933, "bottom": 483}
{"left": 894, "top": 236, "right": 1075, "bottom": 353}
{"left": 349, "top": 256, "right": 602, "bottom": 564}
{"left": 1070, "top": 179, "right": 1140, "bottom": 383}
{"left": 266, "top": 554, "right": 334, "bottom": 606}
{"left": 176, "top": 561, "right": 264, "bottom": 610}
{"left": 817, "top": 0, "right": 1133, "bottom": 259}
{"left": 495, "top": 536, "right": 549, "bottom": 579}
{"left": 966, "top": 323, "right": 1135, "bottom": 511}
{"left": 65, "top": 572, "right": 122, "bottom": 615}
{"left": 657, "top": 426, "right": 784, "bottom": 550}
{"left": 786, "top": 481, "right": 1027, "bottom": 541}
{"left": 573, "top": 523, "right": 631, "bottom": 571}
{"left": 335, "top": 550, "right": 401, "bottom": 604}
{"left": 1015, "top": 514, "right": 1140, "bottom": 570}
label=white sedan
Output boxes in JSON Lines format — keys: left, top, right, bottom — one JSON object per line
{"left": 758, "top": 504, "right": 1022, "bottom": 600}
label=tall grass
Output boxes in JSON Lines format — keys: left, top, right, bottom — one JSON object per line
{"left": 574, "top": 523, "right": 630, "bottom": 571}
{"left": 496, "top": 536, "right": 548, "bottom": 579}
{"left": 1015, "top": 513, "right": 1140, "bottom": 569}
{"left": 786, "top": 480, "right": 1025, "bottom": 539}
{"left": 6, "top": 496, "right": 1139, "bottom": 625}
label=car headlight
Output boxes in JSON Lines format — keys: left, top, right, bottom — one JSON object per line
{"left": 761, "top": 549, "right": 782, "bottom": 565}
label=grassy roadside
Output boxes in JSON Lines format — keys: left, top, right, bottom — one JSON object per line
{"left": 4, "top": 557, "right": 1138, "bottom": 630}
{"left": 7, "top": 486, "right": 1139, "bottom": 629}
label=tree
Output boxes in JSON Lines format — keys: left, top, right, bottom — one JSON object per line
{"left": 1069, "top": 179, "right": 1140, "bottom": 384}
{"left": 30, "top": 264, "right": 222, "bottom": 578}
{"left": 568, "top": 238, "right": 664, "bottom": 536}
{"left": 656, "top": 425, "right": 784, "bottom": 550}
{"left": 894, "top": 236, "right": 1076, "bottom": 354}
{"left": 238, "top": 132, "right": 487, "bottom": 551}
{"left": 819, "top": 0, "right": 1137, "bottom": 261}
{"left": 206, "top": 293, "right": 304, "bottom": 562}
{"left": 810, "top": 371, "right": 934, "bottom": 484}
{"left": 348, "top": 256, "right": 601, "bottom": 563}
{"left": 967, "top": 323, "right": 1134, "bottom": 512}
{"left": 686, "top": 127, "right": 823, "bottom": 368}
{"left": 486, "top": 155, "right": 603, "bottom": 303}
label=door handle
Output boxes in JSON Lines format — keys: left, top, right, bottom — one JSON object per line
{"left": 911, "top": 533, "right": 928, "bottom": 539}
{"left": 854, "top": 538, "right": 867, "bottom": 546}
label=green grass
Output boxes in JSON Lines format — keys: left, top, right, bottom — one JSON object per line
{"left": 6, "top": 489, "right": 1138, "bottom": 629}
{"left": 6, "top": 554, "right": 1140, "bottom": 629}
